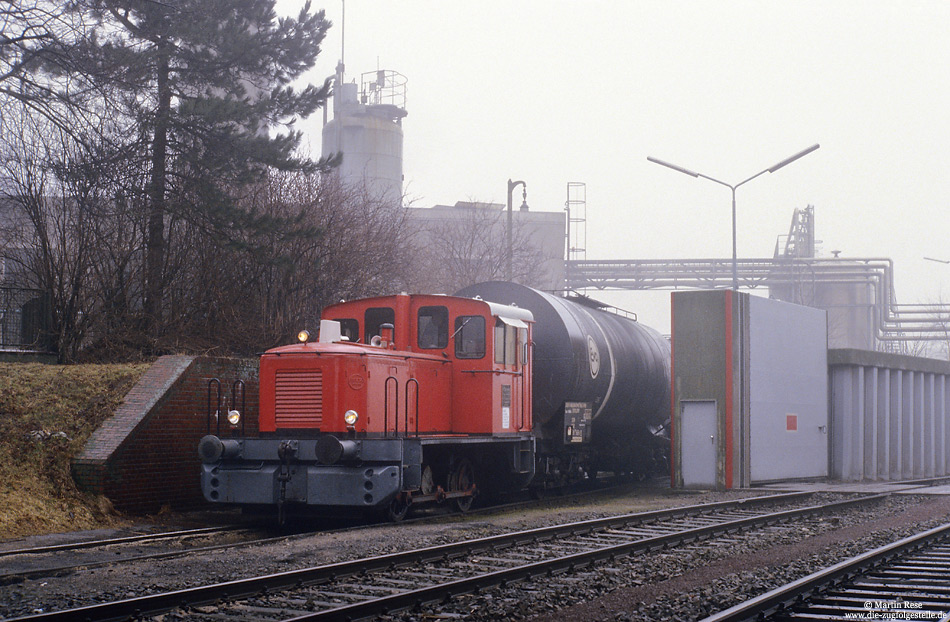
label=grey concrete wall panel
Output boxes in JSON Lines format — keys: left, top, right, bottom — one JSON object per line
{"left": 748, "top": 296, "right": 829, "bottom": 482}
{"left": 829, "top": 349, "right": 950, "bottom": 481}
{"left": 671, "top": 290, "right": 746, "bottom": 489}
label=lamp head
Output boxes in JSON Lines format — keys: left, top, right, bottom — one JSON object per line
{"left": 768, "top": 144, "right": 820, "bottom": 173}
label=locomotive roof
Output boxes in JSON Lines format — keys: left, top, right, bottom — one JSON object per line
{"left": 323, "top": 293, "right": 534, "bottom": 323}
{"left": 262, "top": 340, "right": 452, "bottom": 361}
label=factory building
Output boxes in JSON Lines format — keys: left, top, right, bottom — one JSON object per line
{"left": 406, "top": 202, "right": 566, "bottom": 294}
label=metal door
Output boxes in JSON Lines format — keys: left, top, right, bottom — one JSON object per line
{"left": 681, "top": 400, "right": 718, "bottom": 487}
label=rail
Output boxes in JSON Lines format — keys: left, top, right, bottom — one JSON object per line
{"left": 10, "top": 492, "right": 895, "bottom": 622}
{"left": 702, "top": 521, "right": 950, "bottom": 621}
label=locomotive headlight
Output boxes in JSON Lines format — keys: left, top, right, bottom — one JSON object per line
{"left": 297, "top": 329, "right": 311, "bottom": 343}
{"left": 227, "top": 409, "right": 241, "bottom": 426}
{"left": 343, "top": 410, "right": 359, "bottom": 426}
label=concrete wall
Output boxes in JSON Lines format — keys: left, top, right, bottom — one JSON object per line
{"left": 829, "top": 349, "right": 950, "bottom": 481}
{"left": 72, "top": 356, "right": 259, "bottom": 513}
{"left": 671, "top": 290, "right": 746, "bottom": 489}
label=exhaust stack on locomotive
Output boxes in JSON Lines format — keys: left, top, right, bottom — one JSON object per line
{"left": 198, "top": 283, "right": 671, "bottom": 520}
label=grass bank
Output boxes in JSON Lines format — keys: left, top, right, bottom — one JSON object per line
{"left": 0, "top": 362, "right": 150, "bottom": 540}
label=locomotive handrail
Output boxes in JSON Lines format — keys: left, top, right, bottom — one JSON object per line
{"left": 521, "top": 341, "right": 534, "bottom": 431}
{"left": 207, "top": 378, "right": 222, "bottom": 435}
{"left": 232, "top": 380, "right": 246, "bottom": 436}
{"left": 405, "top": 378, "right": 419, "bottom": 438}
{"left": 520, "top": 372, "right": 526, "bottom": 431}
{"left": 461, "top": 369, "right": 524, "bottom": 376}
{"left": 384, "top": 376, "right": 398, "bottom": 438}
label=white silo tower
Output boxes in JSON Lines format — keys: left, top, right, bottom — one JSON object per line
{"left": 322, "top": 61, "right": 407, "bottom": 204}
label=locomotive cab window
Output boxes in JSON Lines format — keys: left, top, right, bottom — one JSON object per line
{"left": 338, "top": 318, "right": 359, "bottom": 342}
{"left": 454, "top": 315, "right": 485, "bottom": 359}
{"left": 519, "top": 328, "right": 528, "bottom": 366}
{"left": 494, "top": 317, "right": 527, "bottom": 366}
{"left": 364, "top": 307, "right": 395, "bottom": 343}
{"left": 417, "top": 306, "right": 448, "bottom": 349}
{"left": 494, "top": 319, "right": 518, "bottom": 365}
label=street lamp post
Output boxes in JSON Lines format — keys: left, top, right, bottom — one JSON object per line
{"left": 647, "top": 144, "right": 820, "bottom": 291}
{"left": 507, "top": 178, "right": 528, "bottom": 281}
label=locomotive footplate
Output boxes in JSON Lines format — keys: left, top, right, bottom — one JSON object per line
{"left": 199, "top": 435, "right": 421, "bottom": 509}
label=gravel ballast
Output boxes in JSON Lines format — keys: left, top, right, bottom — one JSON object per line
{"left": 1, "top": 487, "right": 948, "bottom": 621}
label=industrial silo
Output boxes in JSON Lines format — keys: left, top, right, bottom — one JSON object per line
{"left": 322, "top": 63, "right": 407, "bottom": 204}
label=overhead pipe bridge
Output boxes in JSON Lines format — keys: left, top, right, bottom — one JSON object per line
{"left": 564, "top": 257, "right": 950, "bottom": 347}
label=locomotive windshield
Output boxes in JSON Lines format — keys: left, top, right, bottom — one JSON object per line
{"left": 417, "top": 306, "right": 448, "bottom": 349}
{"left": 454, "top": 315, "right": 485, "bottom": 359}
{"left": 364, "top": 307, "right": 395, "bottom": 342}
{"left": 338, "top": 318, "right": 359, "bottom": 342}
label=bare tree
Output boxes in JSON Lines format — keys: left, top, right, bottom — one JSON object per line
{"left": 409, "top": 202, "right": 548, "bottom": 294}
{"left": 907, "top": 295, "right": 950, "bottom": 360}
{"left": 142, "top": 171, "right": 414, "bottom": 355}
{"left": 3, "top": 0, "right": 336, "bottom": 340}
{"left": 0, "top": 116, "right": 104, "bottom": 360}
{"left": 1, "top": 109, "right": 417, "bottom": 360}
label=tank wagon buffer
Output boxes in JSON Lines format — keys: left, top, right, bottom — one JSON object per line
{"left": 198, "top": 283, "right": 671, "bottom": 521}
{"left": 199, "top": 293, "right": 537, "bottom": 521}
{"left": 456, "top": 282, "right": 672, "bottom": 486}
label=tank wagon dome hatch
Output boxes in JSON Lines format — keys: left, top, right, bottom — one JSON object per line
{"left": 454, "top": 281, "right": 671, "bottom": 437}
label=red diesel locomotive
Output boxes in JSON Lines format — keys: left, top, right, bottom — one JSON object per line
{"left": 199, "top": 282, "right": 670, "bottom": 521}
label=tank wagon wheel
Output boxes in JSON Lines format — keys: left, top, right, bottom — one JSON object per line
{"left": 449, "top": 458, "right": 476, "bottom": 513}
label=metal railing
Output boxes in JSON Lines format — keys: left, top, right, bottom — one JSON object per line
{"left": 0, "top": 286, "right": 49, "bottom": 350}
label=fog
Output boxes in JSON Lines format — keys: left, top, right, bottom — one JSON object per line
{"left": 278, "top": 1, "right": 950, "bottom": 331}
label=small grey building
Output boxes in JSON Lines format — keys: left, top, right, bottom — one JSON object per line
{"left": 671, "top": 290, "right": 829, "bottom": 488}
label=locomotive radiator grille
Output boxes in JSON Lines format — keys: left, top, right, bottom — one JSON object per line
{"left": 275, "top": 369, "right": 323, "bottom": 427}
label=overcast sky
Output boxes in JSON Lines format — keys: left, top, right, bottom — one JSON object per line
{"left": 277, "top": 0, "right": 950, "bottom": 330}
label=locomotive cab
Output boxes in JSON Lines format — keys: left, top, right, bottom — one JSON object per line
{"left": 199, "top": 293, "right": 536, "bottom": 521}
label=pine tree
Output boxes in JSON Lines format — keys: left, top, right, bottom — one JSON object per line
{"left": 58, "top": 0, "right": 333, "bottom": 335}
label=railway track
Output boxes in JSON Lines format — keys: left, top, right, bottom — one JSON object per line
{"left": 7, "top": 491, "right": 885, "bottom": 622}
{"left": 0, "top": 525, "right": 269, "bottom": 586}
{"left": 703, "top": 521, "right": 950, "bottom": 621}
{"left": 0, "top": 478, "right": 642, "bottom": 587}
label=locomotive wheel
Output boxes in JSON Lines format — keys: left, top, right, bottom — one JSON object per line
{"left": 385, "top": 495, "right": 410, "bottom": 522}
{"left": 449, "top": 458, "right": 476, "bottom": 513}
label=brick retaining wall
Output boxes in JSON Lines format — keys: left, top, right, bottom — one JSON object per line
{"left": 72, "top": 355, "right": 259, "bottom": 513}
